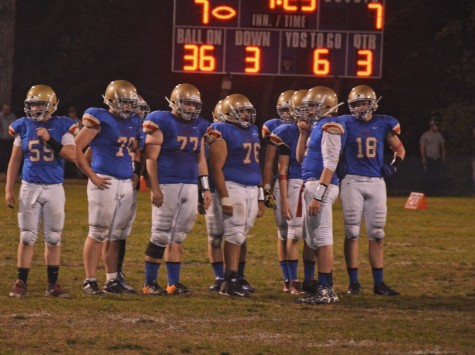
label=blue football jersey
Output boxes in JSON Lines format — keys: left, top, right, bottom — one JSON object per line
{"left": 208, "top": 122, "right": 262, "bottom": 186}
{"left": 9, "top": 116, "right": 79, "bottom": 184}
{"left": 262, "top": 118, "right": 284, "bottom": 139}
{"left": 269, "top": 123, "right": 302, "bottom": 179}
{"left": 339, "top": 114, "right": 401, "bottom": 177}
{"left": 302, "top": 117, "right": 346, "bottom": 185}
{"left": 143, "top": 111, "right": 209, "bottom": 184}
{"left": 82, "top": 108, "right": 142, "bottom": 179}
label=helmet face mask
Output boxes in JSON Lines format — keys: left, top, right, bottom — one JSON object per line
{"left": 136, "top": 95, "right": 150, "bottom": 119}
{"left": 168, "top": 83, "right": 202, "bottom": 121}
{"left": 303, "top": 86, "right": 339, "bottom": 122}
{"left": 24, "top": 85, "right": 58, "bottom": 122}
{"left": 276, "top": 90, "right": 294, "bottom": 123}
{"left": 222, "top": 94, "right": 256, "bottom": 128}
{"left": 290, "top": 89, "right": 308, "bottom": 123}
{"left": 348, "top": 85, "right": 379, "bottom": 121}
{"left": 103, "top": 80, "right": 139, "bottom": 119}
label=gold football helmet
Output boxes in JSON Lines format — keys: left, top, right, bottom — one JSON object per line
{"left": 212, "top": 100, "right": 224, "bottom": 122}
{"left": 103, "top": 80, "right": 139, "bottom": 119}
{"left": 24, "top": 84, "right": 58, "bottom": 122}
{"left": 136, "top": 94, "right": 150, "bottom": 119}
{"left": 303, "top": 86, "right": 340, "bottom": 122}
{"left": 290, "top": 89, "right": 308, "bottom": 122}
{"left": 276, "top": 90, "right": 294, "bottom": 123}
{"left": 167, "top": 83, "right": 202, "bottom": 120}
{"left": 221, "top": 94, "right": 256, "bottom": 128}
{"left": 347, "top": 85, "right": 380, "bottom": 121}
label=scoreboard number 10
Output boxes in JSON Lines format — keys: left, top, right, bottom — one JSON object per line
{"left": 173, "top": 0, "right": 385, "bottom": 78}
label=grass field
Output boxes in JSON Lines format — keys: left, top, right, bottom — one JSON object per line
{"left": 0, "top": 180, "right": 474, "bottom": 354}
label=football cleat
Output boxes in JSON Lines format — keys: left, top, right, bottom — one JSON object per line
{"left": 45, "top": 282, "right": 70, "bottom": 298}
{"left": 238, "top": 277, "right": 255, "bottom": 293}
{"left": 143, "top": 282, "right": 167, "bottom": 295}
{"left": 219, "top": 279, "right": 249, "bottom": 297}
{"left": 83, "top": 279, "right": 103, "bottom": 295}
{"left": 295, "top": 285, "right": 337, "bottom": 305}
{"left": 302, "top": 279, "right": 318, "bottom": 294}
{"left": 289, "top": 280, "right": 305, "bottom": 295}
{"left": 118, "top": 272, "right": 136, "bottom": 293}
{"left": 347, "top": 282, "right": 362, "bottom": 295}
{"left": 103, "top": 278, "right": 129, "bottom": 294}
{"left": 167, "top": 282, "right": 191, "bottom": 295}
{"left": 209, "top": 278, "right": 224, "bottom": 292}
{"left": 9, "top": 279, "right": 27, "bottom": 298}
{"left": 373, "top": 282, "right": 400, "bottom": 296}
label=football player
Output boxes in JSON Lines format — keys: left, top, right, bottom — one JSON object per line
{"left": 205, "top": 101, "right": 254, "bottom": 293}
{"left": 268, "top": 90, "right": 308, "bottom": 295}
{"left": 207, "top": 93, "right": 265, "bottom": 297}
{"left": 142, "top": 83, "right": 211, "bottom": 295}
{"left": 294, "top": 86, "right": 345, "bottom": 304}
{"left": 6, "top": 85, "right": 79, "bottom": 298}
{"left": 82, "top": 94, "right": 149, "bottom": 293}
{"left": 75, "top": 80, "right": 142, "bottom": 295}
{"left": 339, "top": 85, "right": 405, "bottom": 296}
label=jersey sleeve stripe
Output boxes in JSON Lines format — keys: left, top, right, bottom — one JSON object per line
{"left": 322, "top": 122, "right": 344, "bottom": 135}
{"left": 269, "top": 134, "right": 288, "bottom": 147}
{"left": 392, "top": 123, "right": 401, "bottom": 135}
{"left": 143, "top": 120, "right": 159, "bottom": 135}
{"left": 8, "top": 126, "right": 16, "bottom": 137}
{"left": 82, "top": 113, "right": 100, "bottom": 128}
{"left": 261, "top": 126, "right": 271, "bottom": 139}
{"left": 69, "top": 123, "right": 80, "bottom": 136}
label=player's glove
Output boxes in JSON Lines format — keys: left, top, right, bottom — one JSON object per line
{"left": 336, "top": 163, "right": 348, "bottom": 180}
{"left": 264, "top": 189, "right": 276, "bottom": 208}
{"left": 382, "top": 156, "right": 403, "bottom": 179}
{"left": 382, "top": 164, "right": 397, "bottom": 178}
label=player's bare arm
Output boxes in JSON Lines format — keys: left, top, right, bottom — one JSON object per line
{"left": 197, "top": 137, "right": 212, "bottom": 209}
{"left": 295, "top": 120, "right": 310, "bottom": 163}
{"left": 277, "top": 154, "right": 292, "bottom": 220}
{"left": 74, "top": 126, "right": 111, "bottom": 189}
{"left": 387, "top": 132, "right": 406, "bottom": 161}
{"left": 144, "top": 130, "right": 163, "bottom": 207}
{"left": 36, "top": 127, "right": 76, "bottom": 162}
{"left": 209, "top": 139, "right": 232, "bottom": 216}
{"left": 4, "top": 145, "right": 23, "bottom": 209}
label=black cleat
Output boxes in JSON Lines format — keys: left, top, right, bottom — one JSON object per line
{"left": 238, "top": 277, "right": 255, "bottom": 293}
{"left": 347, "top": 282, "right": 362, "bottom": 295}
{"left": 302, "top": 279, "right": 318, "bottom": 294}
{"left": 219, "top": 279, "right": 249, "bottom": 297}
{"left": 83, "top": 279, "right": 103, "bottom": 295}
{"left": 103, "top": 278, "right": 129, "bottom": 294}
{"left": 209, "top": 278, "right": 224, "bottom": 292}
{"left": 374, "top": 282, "right": 400, "bottom": 296}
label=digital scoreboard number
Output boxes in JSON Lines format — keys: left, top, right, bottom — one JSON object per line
{"left": 172, "top": 0, "right": 385, "bottom": 78}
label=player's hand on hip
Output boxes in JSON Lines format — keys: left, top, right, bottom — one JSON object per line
{"left": 36, "top": 127, "right": 51, "bottom": 141}
{"left": 222, "top": 205, "right": 233, "bottom": 216}
{"left": 91, "top": 174, "right": 111, "bottom": 190}
{"left": 257, "top": 201, "right": 266, "bottom": 218}
{"left": 308, "top": 198, "right": 321, "bottom": 216}
{"left": 151, "top": 188, "right": 163, "bottom": 207}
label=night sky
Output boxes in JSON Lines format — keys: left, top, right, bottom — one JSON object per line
{"left": 10, "top": 0, "right": 474, "bottom": 156}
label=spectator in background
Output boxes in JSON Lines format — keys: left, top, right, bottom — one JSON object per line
{"left": 419, "top": 119, "right": 446, "bottom": 195}
{"left": 0, "top": 104, "right": 17, "bottom": 178}
{"left": 67, "top": 106, "right": 83, "bottom": 129}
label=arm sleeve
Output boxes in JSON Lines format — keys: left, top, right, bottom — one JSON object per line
{"left": 322, "top": 132, "right": 341, "bottom": 172}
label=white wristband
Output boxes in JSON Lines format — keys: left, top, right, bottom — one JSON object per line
{"left": 221, "top": 197, "right": 232, "bottom": 207}
{"left": 264, "top": 183, "right": 271, "bottom": 190}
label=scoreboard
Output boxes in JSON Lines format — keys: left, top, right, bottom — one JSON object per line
{"left": 172, "top": 0, "right": 385, "bottom": 78}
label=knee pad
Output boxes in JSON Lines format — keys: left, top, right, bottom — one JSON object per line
{"left": 145, "top": 242, "right": 165, "bottom": 259}
{"left": 151, "top": 233, "right": 171, "bottom": 247}
{"left": 172, "top": 232, "right": 187, "bottom": 244}
{"left": 209, "top": 235, "right": 223, "bottom": 248}
{"left": 277, "top": 227, "right": 287, "bottom": 241}
{"left": 368, "top": 228, "right": 385, "bottom": 241}
{"left": 20, "top": 230, "right": 37, "bottom": 245}
{"left": 44, "top": 231, "right": 62, "bottom": 246}
{"left": 345, "top": 225, "right": 360, "bottom": 240}
{"left": 224, "top": 232, "right": 246, "bottom": 246}
{"left": 88, "top": 226, "right": 108, "bottom": 242}
{"left": 287, "top": 226, "right": 303, "bottom": 241}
